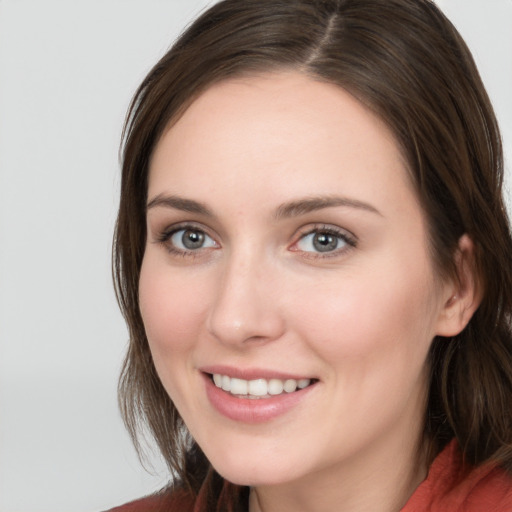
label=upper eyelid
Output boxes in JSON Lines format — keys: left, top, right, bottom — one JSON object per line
{"left": 158, "top": 222, "right": 355, "bottom": 238}
{"left": 157, "top": 221, "right": 216, "bottom": 238}
{"left": 294, "top": 224, "right": 357, "bottom": 242}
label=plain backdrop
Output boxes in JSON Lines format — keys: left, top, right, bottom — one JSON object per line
{"left": 0, "top": 1, "right": 510, "bottom": 511}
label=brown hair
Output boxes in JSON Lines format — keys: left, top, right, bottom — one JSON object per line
{"left": 114, "top": 0, "right": 512, "bottom": 502}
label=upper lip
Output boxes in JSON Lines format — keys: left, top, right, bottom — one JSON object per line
{"left": 199, "top": 365, "right": 315, "bottom": 381}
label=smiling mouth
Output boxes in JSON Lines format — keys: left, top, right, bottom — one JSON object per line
{"left": 209, "top": 373, "right": 316, "bottom": 399}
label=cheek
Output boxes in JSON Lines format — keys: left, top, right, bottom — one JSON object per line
{"left": 138, "top": 257, "right": 210, "bottom": 362}
{"left": 287, "top": 263, "right": 440, "bottom": 446}
{"left": 291, "top": 263, "right": 439, "bottom": 365}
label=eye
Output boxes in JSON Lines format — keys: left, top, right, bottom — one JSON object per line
{"left": 166, "top": 227, "right": 217, "bottom": 252}
{"left": 293, "top": 226, "right": 356, "bottom": 255}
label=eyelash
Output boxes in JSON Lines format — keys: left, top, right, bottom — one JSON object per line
{"left": 155, "top": 223, "right": 217, "bottom": 258}
{"left": 291, "top": 224, "right": 357, "bottom": 259}
{"left": 154, "top": 223, "right": 357, "bottom": 259}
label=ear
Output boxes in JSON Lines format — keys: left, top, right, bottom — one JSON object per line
{"left": 435, "top": 234, "right": 482, "bottom": 337}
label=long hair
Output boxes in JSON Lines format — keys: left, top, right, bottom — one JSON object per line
{"left": 114, "top": 0, "right": 512, "bottom": 499}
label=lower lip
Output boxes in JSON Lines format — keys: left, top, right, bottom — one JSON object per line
{"left": 203, "top": 374, "right": 316, "bottom": 424}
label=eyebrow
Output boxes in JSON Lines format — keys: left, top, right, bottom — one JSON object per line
{"left": 146, "top": 194, "right": 214, "bottom": 216}
{"left": 274, "top": 195, "right": 382, "bottom": 219}
{"left": 146, "top": 193, "right": 382, "bottom": 219}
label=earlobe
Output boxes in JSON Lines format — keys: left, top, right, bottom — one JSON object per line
{"left": 435, "top": 234, "right": 482, "bottom": 337}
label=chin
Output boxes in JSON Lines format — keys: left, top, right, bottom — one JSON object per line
{"left": 216, "top": 466, "right": 296, "bottom": 487}
{"left": 206, "top": 449, "right": 307, "bottom": 487}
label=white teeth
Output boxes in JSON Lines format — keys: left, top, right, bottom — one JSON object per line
{"left": 268, "top": 379, "right": 284, "bottom": 395}
{"left": 230, "top": 378, "right": 248, "bottom": 395}
{"left": 283, "top": 379, "right": 297, "bottom": 393}
{"left": 248, "top": 379, "right": 268, "bottom": 396}
{"left": 221, "top": 375, "right": 231, "bottom": 391}
{"left": 213, "top": 374, "right": 222, "bottom": 387}
{"left": 212, "top": 374, "right": 312, "bottom": 398}
{"left": 298, "top": 378, "right": 310, "bottom": 389}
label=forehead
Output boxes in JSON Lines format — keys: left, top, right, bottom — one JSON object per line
{"left": 148, "top": 71, "right": 415, "bottom": 213}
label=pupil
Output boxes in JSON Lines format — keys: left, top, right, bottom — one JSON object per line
{"left": 182, "top": 230, "right": 204, "bottom": 249}
{"left": 313, "top": 233, "right": 337, "bottom": 252}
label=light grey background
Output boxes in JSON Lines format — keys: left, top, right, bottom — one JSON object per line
{"left": 0, "top": 1, "right": 510, "bottom": 511}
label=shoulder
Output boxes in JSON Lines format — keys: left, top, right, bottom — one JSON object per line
{"left": 403, "top": 439, "right": 512, "bottom": 512}
{"left": 105, "top": 487, "right": 195, "bottom": 512}
{"left": 104, "top": 474, "right": 247, "bottom": 512}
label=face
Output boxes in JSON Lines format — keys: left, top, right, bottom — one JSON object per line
{"left": 139, "top": 72, "right": 452, "bottom": 488}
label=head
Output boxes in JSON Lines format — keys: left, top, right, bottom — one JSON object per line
{"left": 114, "top": 0, "right": 512, "bottom": 491}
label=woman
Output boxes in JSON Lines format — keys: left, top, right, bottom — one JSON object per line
{"left": 110, "top": 0, "right": 512, "bottom": 510}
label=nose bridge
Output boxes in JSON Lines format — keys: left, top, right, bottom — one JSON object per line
{"left": 207, "top": 245, "right": 284, "bottom": 347}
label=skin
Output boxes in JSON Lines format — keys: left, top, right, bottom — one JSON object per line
{"left": 139, "top": 72, "right": 477, "bottom": 512}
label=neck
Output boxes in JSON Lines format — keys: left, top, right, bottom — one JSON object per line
{"left": 249, "top": 427, "right": 428, "bottom": 512}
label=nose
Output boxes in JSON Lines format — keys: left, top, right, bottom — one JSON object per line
{"left": 206, "top": 252, "right": 286, "bottom": 348}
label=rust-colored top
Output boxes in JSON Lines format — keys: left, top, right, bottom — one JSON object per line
{"left": 108, "top": 439, "right": 512, "bottom": 512}
{"left": 402, "top": 440, "right": 512, "bottom": 512}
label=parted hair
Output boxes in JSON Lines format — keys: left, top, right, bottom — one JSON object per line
{"left": 114, "top": 0, "right": 512, "bottom": 502}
